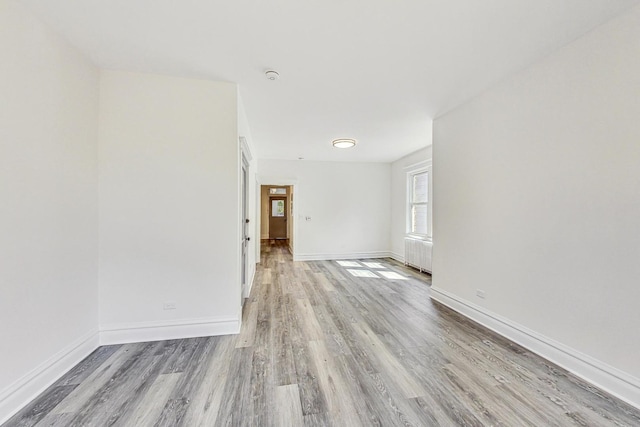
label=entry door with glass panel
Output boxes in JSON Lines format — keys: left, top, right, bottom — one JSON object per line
{"left": 269, "top": 197, "right": 287, "bottom": 239}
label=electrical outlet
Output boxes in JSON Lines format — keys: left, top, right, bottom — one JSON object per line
{"left": 476, "top": 289, "right": 486, "bottom": 299}
{"left": 163, "top": 302, "right": 177, "bottom": 310}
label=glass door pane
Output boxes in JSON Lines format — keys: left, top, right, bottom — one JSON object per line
{"left": 272, "top": 200, "right": 285, "bottom": 217}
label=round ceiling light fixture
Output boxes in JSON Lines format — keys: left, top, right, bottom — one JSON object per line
{"left": 332, "top": 138, "right": 357, "bottom": 149}
{"left": 265, "top": 70, "right": 280, "bottom": 80}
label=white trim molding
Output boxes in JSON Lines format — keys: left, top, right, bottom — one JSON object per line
{"left": 390, "top": 251, "right": 405, "bottom": 263}
{"left": 430, "top": 287, "right": 640, "bottom": 410}
{"left": 403, "top": 159, "right": 431, "bottom": 172}
{"left": 239, "top": 136, "right": 253, "bottom": 161}
{"left": 99, "top": 315, "right": 241, "bottom": 345}
{"left": 293, "top": 251, "right": 392, "bottom": 262}
{"left": 0, "top": 330, "right": 99, "bottom": 425}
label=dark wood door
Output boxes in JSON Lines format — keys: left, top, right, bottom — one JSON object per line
{"left": 269, "top": 197, "right": 287, "bottom": 239}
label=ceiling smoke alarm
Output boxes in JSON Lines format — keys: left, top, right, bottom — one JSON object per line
{"left": 265, "top": 70, "right": 279, "bottom": 80}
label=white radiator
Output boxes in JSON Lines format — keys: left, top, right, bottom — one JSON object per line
{"left": 404, "top": 238, "right": 432, "bottom": 273}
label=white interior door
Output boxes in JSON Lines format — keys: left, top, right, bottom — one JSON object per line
{"left": 241, "top": 158, "right": 248, "bottom": 299}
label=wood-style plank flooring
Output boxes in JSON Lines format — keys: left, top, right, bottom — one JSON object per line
{"left": 6, "top": 241, "right": 640, "bottom": 426}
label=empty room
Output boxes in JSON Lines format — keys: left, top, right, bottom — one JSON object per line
{"left": 2, "top": 0, "right": 640, "bottom": 425}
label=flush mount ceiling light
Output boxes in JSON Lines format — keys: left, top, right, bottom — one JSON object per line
{"left": 332, "top": 138, "right": 356, "bottom": 149}
{"left": 265, "top": 70, "right": 279, "bottom": 80}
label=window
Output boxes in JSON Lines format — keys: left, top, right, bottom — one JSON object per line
{"left": 271, "top": 199, "right": 285, "bottom": 217}
{"left": 410, "top": 171, "right": 428, "bottom": 235}
{"left": 406, "top": 160, "right": 431, "bottom": 238}
{"left": 269, "top": 187, "right": 287, "bottom": 195}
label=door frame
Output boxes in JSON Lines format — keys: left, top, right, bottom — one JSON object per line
{"left": 257, "top": 177, "right": 298, "bottom": 261}
{"left": 239, "top": 136, "right": 253, "bottom": 303}
{"left": 240, "top": 155, "right": 249, "bottom": 300}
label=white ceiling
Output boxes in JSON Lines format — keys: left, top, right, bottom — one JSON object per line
{"left": 22, "top": 0, "right": 639, "bottom": 162}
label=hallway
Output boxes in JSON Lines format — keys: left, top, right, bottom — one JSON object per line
{"left": 6, "top": 243, "right": 640, "bottom": 426}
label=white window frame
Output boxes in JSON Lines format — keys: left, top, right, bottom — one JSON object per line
{"left": 405, "top": 160, "right": 432, "bottom": 240}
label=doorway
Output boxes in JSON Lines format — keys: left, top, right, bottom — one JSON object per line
{"left": 260, "top": 185, "right": 294, "bottom": 254}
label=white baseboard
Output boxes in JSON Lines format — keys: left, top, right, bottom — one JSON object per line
{"left": 390, "top": 251, "right": 405, "bottom": 263}
{"left": 99, "top": 315, "right": 241, "bottom": 345}
{"left": 0, "top": 329, "right": 99, "bottom": 425}
{"left": 430, "top": 287, "right": 640, "bottom": 410}
{"left": 293, "top": 251, "right": 392, "bottom": 262}
{"left": 1, "top": 314, "right": 243, "bottom": 423}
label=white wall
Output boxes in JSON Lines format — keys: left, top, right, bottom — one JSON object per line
{"left": 390, "top": 145, "right": 432, "bottom": 261}
{"left": 258, "top": 160, "right": 391, "bottom": 260}
{"left": 432, "top": 4, "right": 640, "bottom": 406}
{"left": 99, "top": 70, "right": 241, "bottom": 342}
{"left": 0, "top": 0, "right": 100, "bottom": 422}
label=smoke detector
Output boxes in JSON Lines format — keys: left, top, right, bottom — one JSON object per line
{"left": 265, "top": 70, "right": 280, "bottom": 81}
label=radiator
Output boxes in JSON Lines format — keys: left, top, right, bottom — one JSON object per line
{"left": 404, "top": 238, "right": 432, "bottom": 273}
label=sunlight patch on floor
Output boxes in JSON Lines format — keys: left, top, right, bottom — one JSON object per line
{"left": 362, "top": 262, "right": 385, "bottom": 269}
{"left": 378, "top": 271, "right": 408, "bottom": 280}
{"left": 346, "top": 269, "right": 379, "bottom": 278}
{"left": 336, "top": 261, "right": 362, "bottom": 267}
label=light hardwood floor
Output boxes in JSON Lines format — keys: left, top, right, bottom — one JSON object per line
{"left": 6, "top": 241, "right": 640, "bottom": 426}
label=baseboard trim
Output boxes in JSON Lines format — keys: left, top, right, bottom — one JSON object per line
{"left": 293, "top": 251, "right": 392, "bottom": 262}
{"left": 0, "top": 329, "right": 99, "bottom": 425}
{"left": 389, "top": 251, "right": 405, "bottom": 263}
{"left": 430, "top": 286, "right": 640, "bottom": 410}
{"left": 99, "top": 315, "right": 241, "bottom": 345}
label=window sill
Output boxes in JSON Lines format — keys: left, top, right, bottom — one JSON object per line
{"left": 405, "top": 234, "right": 432, "bottom": 242}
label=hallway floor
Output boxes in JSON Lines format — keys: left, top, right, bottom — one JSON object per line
{"left": 6, "top": 242, "right": 640, "bottom": 426}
